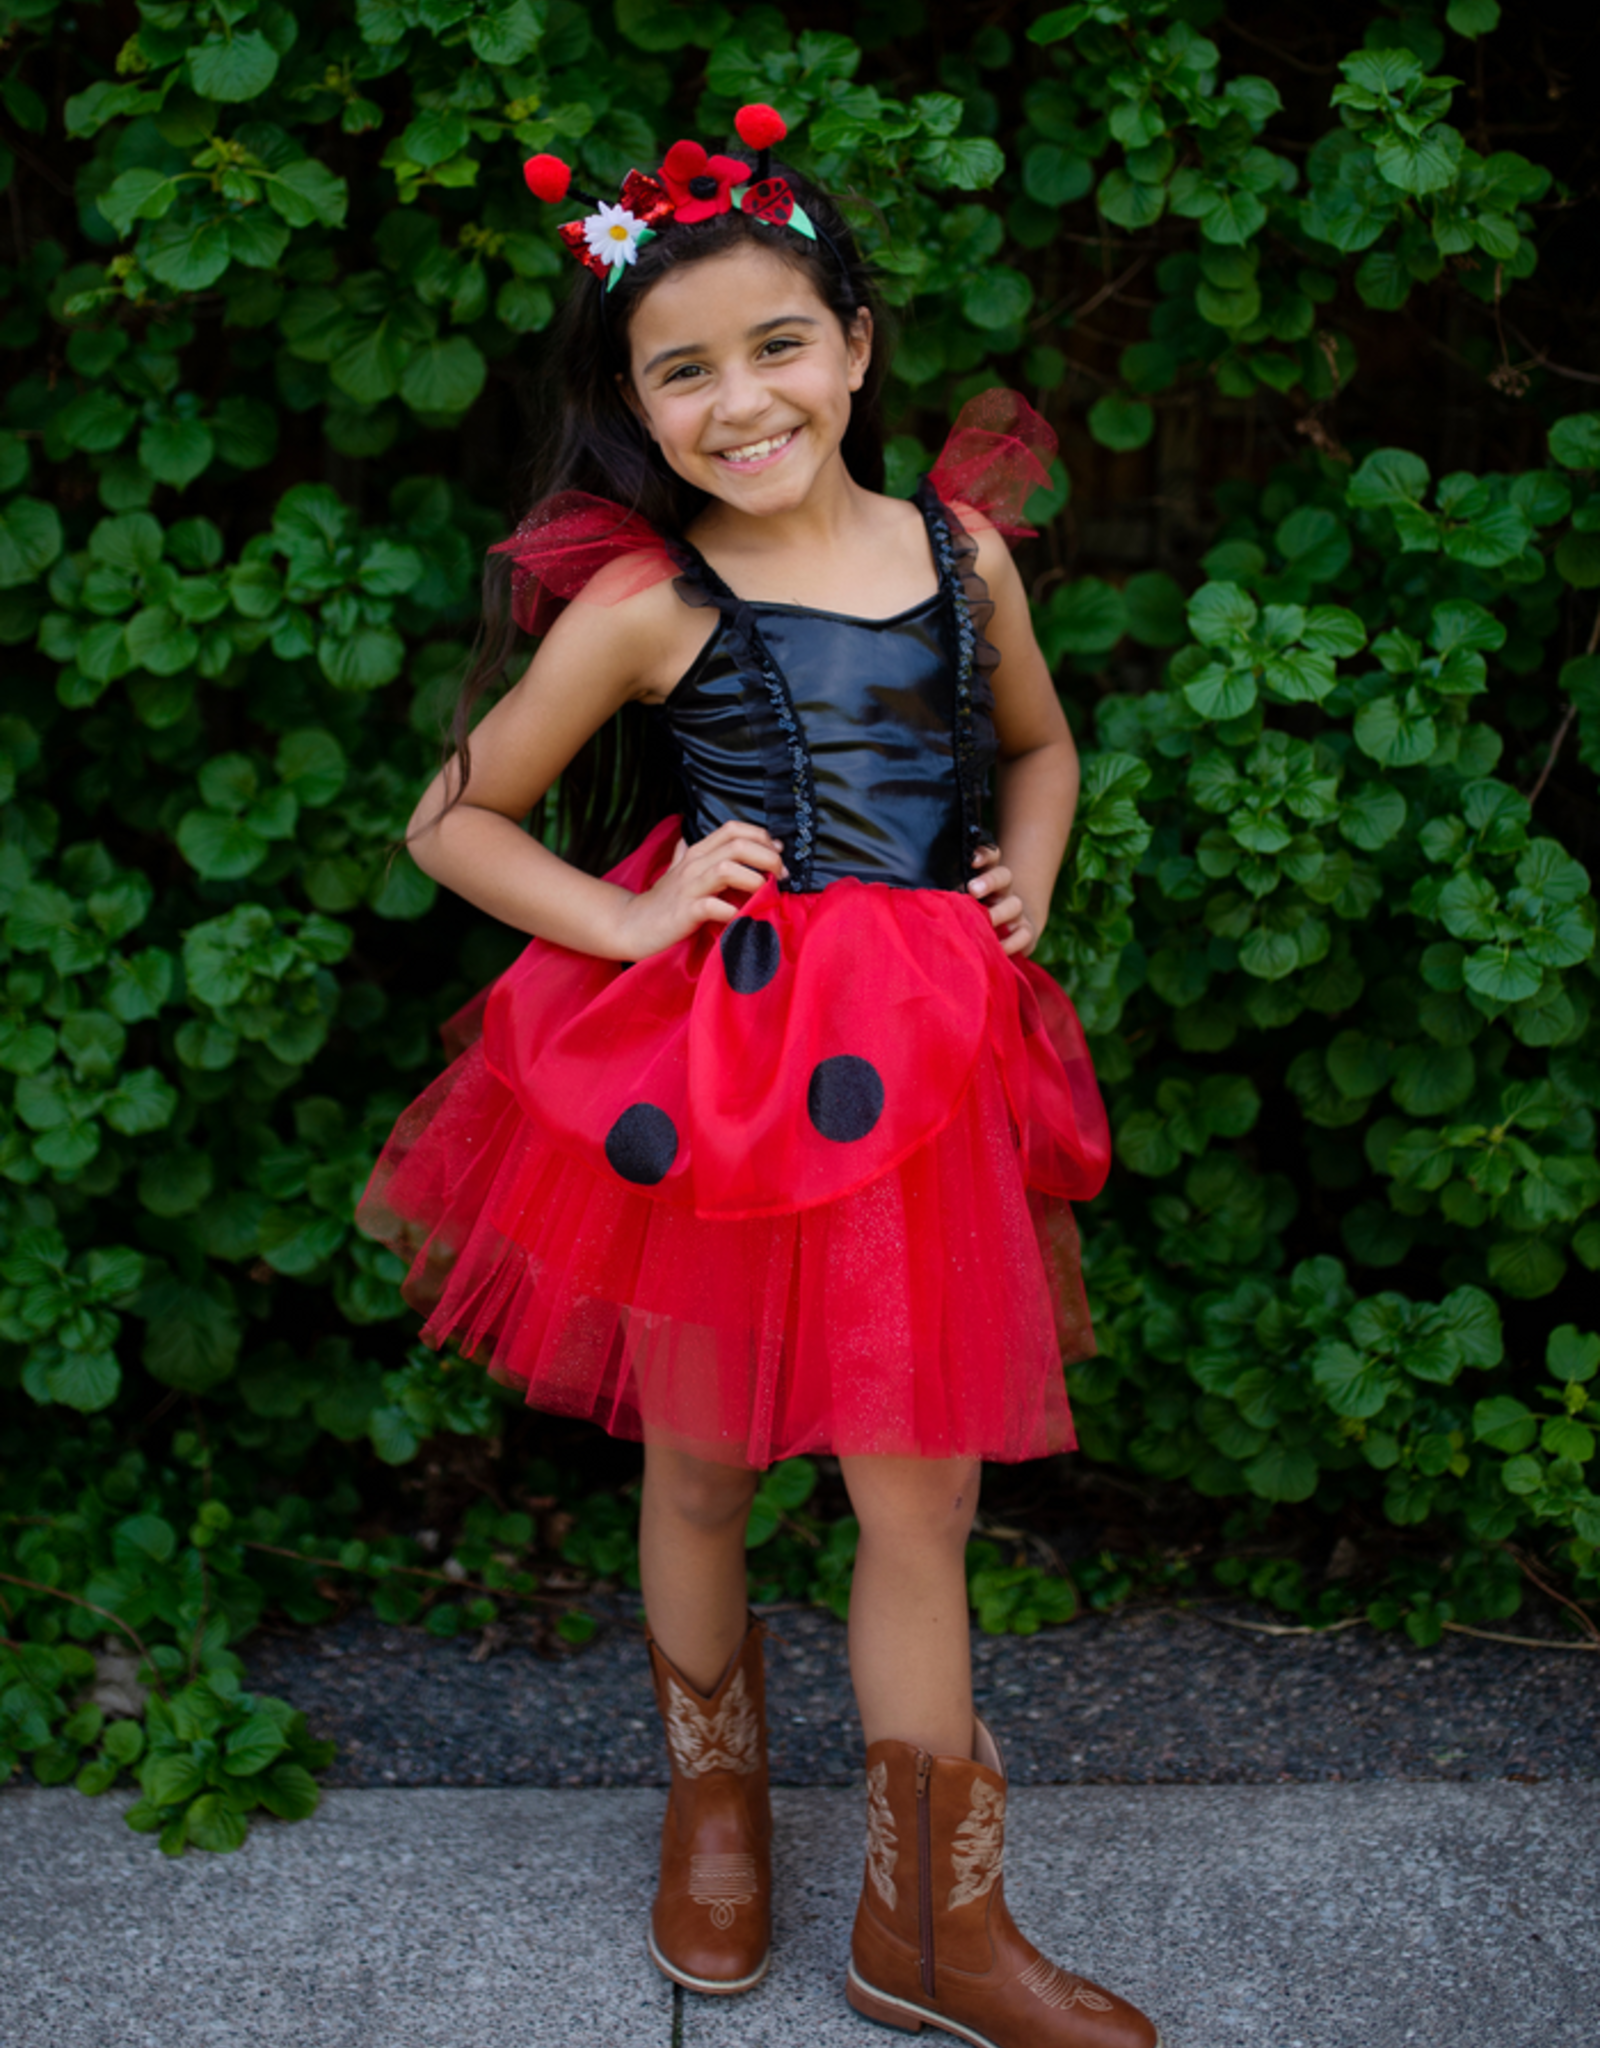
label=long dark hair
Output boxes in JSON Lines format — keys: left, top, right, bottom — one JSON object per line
{"left": 446, "top": 160, "right": 887, "bottom": 875}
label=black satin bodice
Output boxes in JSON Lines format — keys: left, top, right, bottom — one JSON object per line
{"left": 658, "top": 485, "right": 997, "bottom": 894}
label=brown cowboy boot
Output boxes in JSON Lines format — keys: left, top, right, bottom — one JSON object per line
{"left": 847, "top": 1719, "right": 1162, "bottom": 2047}
{"left": 646, "top": 1617, "right": 773, "bottom": 1995}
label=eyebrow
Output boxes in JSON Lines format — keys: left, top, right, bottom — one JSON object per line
{"left": 642, "top": 314, "right": 821, "bottom": 378}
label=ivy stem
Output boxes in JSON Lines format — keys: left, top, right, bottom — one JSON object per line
{"left": 1527, "top": 598, "right": 1600, "bottom": 807}
{"left": 0, "top": 1572, "right": 171, "bottom": 1701}
{"left": 1502, "top": 1542, "right": 1600, "bottom": 1645}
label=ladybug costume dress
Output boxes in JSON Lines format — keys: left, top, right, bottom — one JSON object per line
{"left": 357, "top": 396, "right": 1111, "bottom": 1469}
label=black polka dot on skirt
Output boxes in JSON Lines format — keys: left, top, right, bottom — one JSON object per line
{"left": 720, "top": 918, "right": 781, "bottom": 993}
{"left": 604, "top": 1102, "right": 678, "bottom": 1185}
{"left": 807, "top": 1055, "right": 885, "bottom": 1144}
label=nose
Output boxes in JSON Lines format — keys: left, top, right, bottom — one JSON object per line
{"left": 711, "top": 358, "right": 770, "bottom": 427}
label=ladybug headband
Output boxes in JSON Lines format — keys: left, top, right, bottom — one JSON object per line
{"left": 522, "top": 104, "right": 829, "bottom": 293}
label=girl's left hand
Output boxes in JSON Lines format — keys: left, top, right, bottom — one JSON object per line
{"left": 969, "top": 844, "right": 1038, "bottom": 958}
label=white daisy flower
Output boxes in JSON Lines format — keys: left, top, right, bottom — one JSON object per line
{"left": 582, "top": 203, "right": 646, "bottom": 269}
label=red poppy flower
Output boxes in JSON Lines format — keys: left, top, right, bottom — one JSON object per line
{"left": 659, "top": 139, "right": 751, "bottom": 223}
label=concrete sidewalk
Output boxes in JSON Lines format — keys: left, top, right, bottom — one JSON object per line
{"left": 2, "top": 1784, "right": 1595, "bottom": 2047}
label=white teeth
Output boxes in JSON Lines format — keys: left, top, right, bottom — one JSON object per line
{"left": 718, "top": 430, "right": 794, "bottom": 463}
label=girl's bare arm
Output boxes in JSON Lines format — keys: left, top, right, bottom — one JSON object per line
{"left": 406, "top": 577, "right": 783, "bottom": 960}
{"left": 964, "top": 523, "right": 1078, "bottom": 956}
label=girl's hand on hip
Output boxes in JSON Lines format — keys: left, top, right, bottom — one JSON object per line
{"left": 969, "top": 844, "right": 1037, "bottom": 957}
{"left": 614, "top": 820, "right": 787, "bottom": 958}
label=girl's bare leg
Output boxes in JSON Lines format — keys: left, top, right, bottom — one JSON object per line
{"left": 639, "top": 1441, "right": 761, "bottom": 1692}
{"left": 839, "top": 1455, "right": 980, "bottom": 1758}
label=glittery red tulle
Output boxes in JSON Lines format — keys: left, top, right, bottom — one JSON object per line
{"left": 356, "top": 819, "right": 1110, "bottom": 1469}
{"left": 488, "top": 491, "right": 675, "bottom": 635}
{"left": 488, "top": 389, "right": 1057, "bottom": 636}
{"left": 928, "top": 389, "right": 1058, "bottom": 540}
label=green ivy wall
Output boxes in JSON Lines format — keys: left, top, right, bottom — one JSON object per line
{"left": 4, "top": 0, "right": 1600, "bottom": 1822}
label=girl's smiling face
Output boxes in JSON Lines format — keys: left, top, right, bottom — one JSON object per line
{"left": 623, "top": 240, "right": 872, "bottom": 517}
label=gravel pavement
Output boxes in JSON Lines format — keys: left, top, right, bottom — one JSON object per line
{"left": 241, "top": 1599, "right": 1600, "bottom": 1788}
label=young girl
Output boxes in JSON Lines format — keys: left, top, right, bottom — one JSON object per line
{"left": 358, "top": 106, "right": 1162, "bottom": 2048}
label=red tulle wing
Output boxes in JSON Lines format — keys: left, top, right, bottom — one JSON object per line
{"left": 488, "top": 490, "right": 678, "bottom": 634}
{"left": 928, "top": 388, "right": 1058, "bottom": 542}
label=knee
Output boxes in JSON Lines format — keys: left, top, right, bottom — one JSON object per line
{"left": 847, "top": 1457, "right": 980, "bottom": 1558}
{"left": 650, "top": 1454, "right": 760, "bottom": 1535}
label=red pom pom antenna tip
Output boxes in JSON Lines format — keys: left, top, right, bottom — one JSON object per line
{"left": 523, "top": 154, "right": 572, "bottom": 204}
{"left": 735, "top": 103, "right": 787, "bottom": 151}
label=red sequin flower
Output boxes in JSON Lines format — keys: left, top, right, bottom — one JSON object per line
{"left": 659, "top": 140, "right": 751, "bottom": 223}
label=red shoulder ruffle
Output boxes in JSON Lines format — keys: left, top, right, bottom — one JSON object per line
{"left": 929, "top": 389, "right": 1058, "bottom": 543}
{"left": 487, "top": 490, "right": 678, "bottom": 635}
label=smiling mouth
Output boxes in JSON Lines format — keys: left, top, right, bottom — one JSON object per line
{"left": 714, "top": 429, "right": 796, "bottom": 466}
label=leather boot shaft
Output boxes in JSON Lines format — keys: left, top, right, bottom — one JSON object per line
{"left": 647, "top": 1619, "right": 773, "bottom": 1995}
{"left": 849, "top": 1722, "right": 1161, "bottom": 2048}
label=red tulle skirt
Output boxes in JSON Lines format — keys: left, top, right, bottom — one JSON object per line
{"left": 356, "top": 819, "right": 1111, "bottom": 1469}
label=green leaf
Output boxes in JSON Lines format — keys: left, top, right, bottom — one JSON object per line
{"left": 188, "top": 30, "right": 280, "bottom": 101}
{"left": 213, "top": 397, "right": 279, "bottom": 470}
{"left": 398, "top": 337, "right": 487, "bottom": 415}
{"left": 223, "top": 1713, "right": 289, "bottom": 1777}
{"left": 368, "top": 851, "right": 438, "bottom": 921}
{"left": 1086, "top": 394, "right": 1154, "bottom": 452}
{"left": 139, "top": 419, "right": 215, "bottom": 490}
{"left": 177, "top": 811, "right": 269, "bottom": 881}
{"left": 960, "top": 267, "right": 1034, "bottom": 331}
{"left": 47, "top": 1349, "right": 121, "bottom": 1412}
{"left": 1542, "top": 1416, "right": 1595, "bottom": 1463}
{"left": 1115, "top": 1110, "right": 1181, "bottom": 1178}
{"left": 1472, "top": 1396, "right": 1536, "bottom": 1453}
{"left": 140, "top": 1277, "right": 240, "bottom": 1392}
{"left": 401, "top": 110, "right": 471, "bottom": 167}
{"left": 1353, "top": 693, "right": 1436, "bottom": 768}
{"left": 1462, "top": 946, "right": 1542, "bottom": 1004}
{"left": 104, "top": 1066, "right": 179, "bottom": 1134}
{"left": 1024, "top": 144, "right": 1094, "bottom": 207}
{"left": 0, "top": 498, "right": 64, "bottom": 589}
{"left": 185, "top": 1791, "right": 250, "bottom": 1854}
{"left": 144, "top": 219, "right": 234, "bottom": 293}
{"left": 1555, "top": 532, "right": 1600, "bottom": 589}
{"left": 1549, "top": 414, "right": 1600, "bottom": 471}
{"left": 268, "top": 160, "right": 349, "bottom": 232}
{"left": 1122, "top": 572, "right": 1187, "bottom": 648}
{"left": 1447, "top": 0, "right": 1500, "bottom": 34}
{"left": 143, "top": 1753, "right": 206, "bottom": 1807}
{"left": 1548, "top": 1326, "right": 1600, "bottom": 1384}
{"left": 318, "top": 624, "right": 406, "bottom": 691}
{"left": 1391, "top": 1043, "right": 1474, "bottom": 1116}
{"left": 468, "top": 0, "right": 543, "bottom": 62}
{"left": 1242, "top": 1443, "right": 1320, "bottom": 1503}
{"left": 1486, "top": 1235, "right": 1566, "bottom": 1299}
{"left": 1435, "top": 1286, "right": 1502, "bottom": 1367}
{"left": 1045, "top": 578, "right": 1127, "bottom": 657}
{"left": 1188, "top": 581, "right": 1258, "bottom": 646}
{"left": 257, "top": 1760, "right": 321, "bottom": 1820}
{"left": 1341, "top": 784, "right": 1406, "bottom": 851}
{"left": 276, "top": 729, "right": 347, "bottom": 806}
{"left": 1348, "top": 448, "right": 1429, "bottom": 510}
{"left": 1238, "top": 927, "right": 1301, "bottom": 980}
{"left": 1096, "top": 169, "right": 1166, "bottom": 231}
{"left": 1373, "top": 124, "right": 1463, "bottom": 196}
